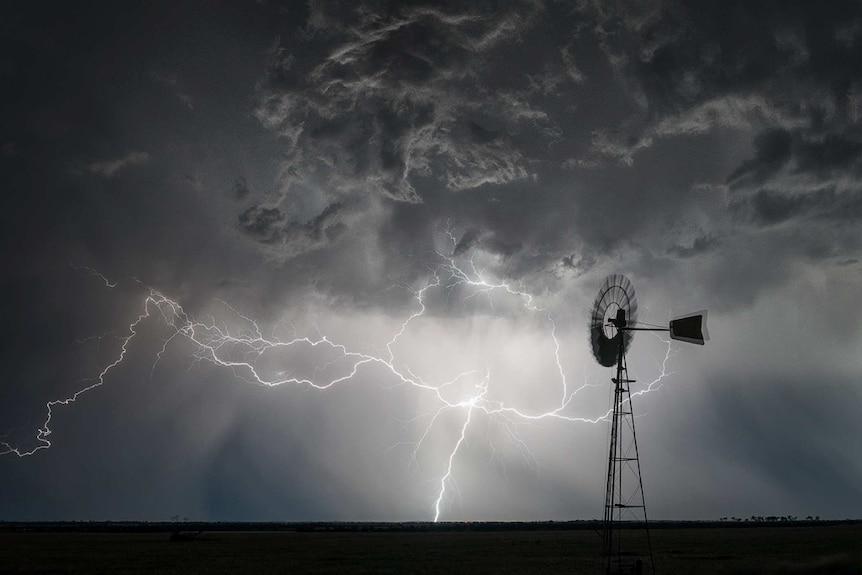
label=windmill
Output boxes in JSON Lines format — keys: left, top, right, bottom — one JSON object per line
{"left": 589, "top": 274, "right": 708, "bottom": 575}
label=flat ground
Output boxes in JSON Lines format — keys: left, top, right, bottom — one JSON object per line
{"left": 0, "top": 524, "right": 859, "bottom": 574}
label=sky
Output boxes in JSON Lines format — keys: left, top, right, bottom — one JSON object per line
{"left": 1, "top": 0, "right": 860, "bottom": 522}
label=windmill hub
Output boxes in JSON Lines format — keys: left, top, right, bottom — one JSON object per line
{"left": 602, "top": 305, "right": 623, "bottom": 337}
{"left": 609, "top": 308, "right": 627, "bottom": 330}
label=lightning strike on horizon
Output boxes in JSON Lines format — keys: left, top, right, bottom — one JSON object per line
{"left": 2, "top": 234, "right": 677, "bottom": 521}
{"left": 434, "top": 398, "right": 477, "bottom": 522}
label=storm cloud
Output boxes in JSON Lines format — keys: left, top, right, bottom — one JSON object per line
{"left": 0, "top": 1, "right": 859, "bottom": 523}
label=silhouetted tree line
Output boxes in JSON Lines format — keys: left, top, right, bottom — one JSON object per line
{"left": 3, "top": 516, "right": 855, "bottom": 534}
{"left": 718, "top": 515, "right": 821, "bottom": 523}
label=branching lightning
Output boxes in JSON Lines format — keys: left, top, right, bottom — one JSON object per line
{"left": 2, "top": 238, "right": 677, "bottom": 521}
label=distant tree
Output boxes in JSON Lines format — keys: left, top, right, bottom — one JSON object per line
{"left": 806, "top": 516, "right": 813, "bottom": 521}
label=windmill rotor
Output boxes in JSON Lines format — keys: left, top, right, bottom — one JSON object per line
{"left": 589, "top": 273, "right": 638, "bottom": 367}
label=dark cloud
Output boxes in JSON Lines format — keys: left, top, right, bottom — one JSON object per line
{"left": 577, "top": 1, "right": 862, "bottom": 174}
{"left": 558, "top": 0, "right": 862, "bottom": 317}
{"left": 668, "top": 234, "right": 720, "bottom": 258}
{"left": 453, "top": 228, "right": 481, "bottom": 257}
{"left": 727, "top": 129, "right": 794, "bottom": 186}
{"left": 232, "top": 176, "right": 250, "bottom": 199}
{"left": 749, "top": 188, "right": 834, "bottom": 226}
{"left": 252, "top": 0, "right": 555, "bottom": 211}
{"left": 238, "top": 205, "right": 286, "bottom": 242}
{"left": 560, "top": 253, "right": 597, "bottom": 276}
{"left": 728, "top": 129, "right": 862, "bottom": 188}
{"left": 483, "top": 235, "right": 521, "bottom": 258}
{"left": 449, "top": 226, "right": 522, "bottom": 260}
{"left": 795, "top": 133, "right": 862, "bottom": 174}
{"left": 730, "top": 188, "right": 862, "bottom": 227}
{"left": 238, "top": 202, "right": 346, "bottom": 256}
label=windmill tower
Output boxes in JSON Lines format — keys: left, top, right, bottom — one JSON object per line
{"left": 589, "top": 274, "right": 708, "bottom": 575}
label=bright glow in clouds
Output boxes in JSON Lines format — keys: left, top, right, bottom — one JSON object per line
{"left": 1, "top": 233, "right": 675, "bottom": 521}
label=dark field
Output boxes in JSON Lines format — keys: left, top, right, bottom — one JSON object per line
{"left": 1, "top": 523, "right": 859, "bottom": 574}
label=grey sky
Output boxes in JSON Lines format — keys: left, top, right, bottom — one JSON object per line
{"left": 1, "top": 1, "right": 860, "bottom": 522}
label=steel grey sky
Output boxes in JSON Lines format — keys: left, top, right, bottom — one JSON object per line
{"left": 1, "top": 1, "right": 860, "bottom": 521}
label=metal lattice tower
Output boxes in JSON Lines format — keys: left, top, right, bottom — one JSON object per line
{"left": 601, "top": 315, "right": 654, "bottom": 575}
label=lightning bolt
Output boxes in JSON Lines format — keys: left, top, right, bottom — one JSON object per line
{"left": 2, "top": 234, "right": 679, "bottom": 521}
{"left": 69, "top": 261, "right": 118, "bottom": 288}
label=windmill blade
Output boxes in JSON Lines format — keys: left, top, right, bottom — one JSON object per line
{"left": 589, "top": 274, "right": 637, "bottom": 367}
{"left": 669, "top": 310, "right": 709, "bottom": 345}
